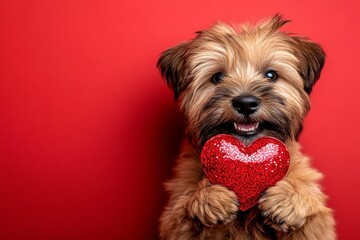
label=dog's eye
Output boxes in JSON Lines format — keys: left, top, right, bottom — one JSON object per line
{"left": 264, "top": 70, "right": 278, "bottom": 81}
{"left": 211, "top": 72, "right": 225, "bottom": 84}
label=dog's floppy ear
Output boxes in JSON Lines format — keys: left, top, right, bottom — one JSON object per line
{"left": 157, "top": 42, "right": 191, "bottom": 100}
{"left": 290, "top": 37, "right": 326, "bottom": 94}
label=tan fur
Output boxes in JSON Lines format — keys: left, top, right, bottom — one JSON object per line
{"left": 158, "top": 15, "right": 336, "bottom": 240}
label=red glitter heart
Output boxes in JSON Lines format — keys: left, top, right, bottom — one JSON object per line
{"left": 200, "top": 134, "right": 290, "bottom": 211}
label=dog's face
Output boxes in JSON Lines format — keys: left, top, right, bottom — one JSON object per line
{"left": 158, "top": 16, "right": 325, "bottom": 150}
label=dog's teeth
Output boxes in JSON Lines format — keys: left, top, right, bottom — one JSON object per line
{"left": 234, "top": 122, "right": 259, "bottom": 133}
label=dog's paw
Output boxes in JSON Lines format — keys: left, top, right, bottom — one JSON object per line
{"left": 258, "top": 180, "right": 310, "bottom": 232}
{"left": 187, "top": 179, "right": 238, "bottom": 227}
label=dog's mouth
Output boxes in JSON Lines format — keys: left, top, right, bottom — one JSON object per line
{"left": 199, "top": 119, "right": 288, "bottom": 148}
{"left": 233, "top": 122, "right": 259, "bottom": 136}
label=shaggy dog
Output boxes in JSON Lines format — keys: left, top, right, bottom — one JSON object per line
{"left": 157, "top": 15, "right": 336, "bottom": 240}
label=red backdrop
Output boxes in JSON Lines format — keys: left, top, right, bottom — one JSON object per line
{"left": 1, "top": 1, "right": 359, "bottom": 239}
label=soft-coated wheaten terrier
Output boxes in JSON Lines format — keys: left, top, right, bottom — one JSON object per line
{"left": 157, "top": 15, "right": 336, "bottom": 240}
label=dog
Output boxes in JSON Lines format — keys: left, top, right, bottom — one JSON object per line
{"left": 157, "top": 15, "right": 336, "bottom": 240}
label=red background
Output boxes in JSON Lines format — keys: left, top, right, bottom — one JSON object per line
{"left": 1, "top": 1, "right": 359, "bottom": 239}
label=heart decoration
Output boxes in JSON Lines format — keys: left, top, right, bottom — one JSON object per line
{"left": 200, "top": 134, "right": 290, "bottom": 211}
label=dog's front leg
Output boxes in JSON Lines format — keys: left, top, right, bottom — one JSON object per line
{"left": 187, "top": 178, "right": 239, "bottom": 227}
{"left": 258, "top": 144, "right": 336, "bottom": 239}
{"left": 159, "top": 154, "right": 239, "bottom": 240}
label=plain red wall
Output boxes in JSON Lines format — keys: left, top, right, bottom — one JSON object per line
{"left": 1, "top": 1, "right": 359, "bottom": 239}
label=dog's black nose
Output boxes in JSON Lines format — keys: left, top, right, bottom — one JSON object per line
{"left": 232, "top": 95, "right": 260, "bottom": 115}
